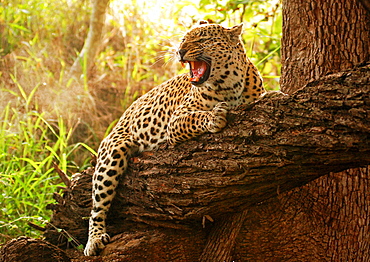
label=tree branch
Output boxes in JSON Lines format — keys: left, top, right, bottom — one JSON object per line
{"left": 118, "top": 63, "right": 370, "bottom": 227}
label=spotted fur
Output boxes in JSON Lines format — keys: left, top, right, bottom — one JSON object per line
{"left": 84, "top": 22, "right": 265, "bottom": 256}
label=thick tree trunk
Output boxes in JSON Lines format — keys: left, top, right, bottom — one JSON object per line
{"left": 42, "top": 63, "right": 370, "bottom": 261}
{"left": 281, "top": 0, "right": 370, "bottom": 94}
{"left": 234, "top": 167, "right": 370, "bottom": 261}
{"left": 274, "top": 0, "right": 370, "bottom": 260}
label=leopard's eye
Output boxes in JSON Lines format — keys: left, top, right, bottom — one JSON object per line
{"left": 198, "top": 38, "right": 207, "bottom": 43}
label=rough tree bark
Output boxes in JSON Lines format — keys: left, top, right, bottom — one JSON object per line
{"left": 0, "top": 237, "right": 70, "bottom": 262}
{"left": 268, "top": 0, "right": 370, "bottom": 260}
{"left": 39, "top": 63, "right": 370, "bottom": 261}
{"left": 281, "top": 0, "right": 370, "bottom": 93}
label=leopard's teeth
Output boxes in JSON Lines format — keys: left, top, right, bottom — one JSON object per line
{"left": 190, "top": 76, "right": 201, "bottom": 82}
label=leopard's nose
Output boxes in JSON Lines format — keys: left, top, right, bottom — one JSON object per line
{"left": 178, "top": 49, "right": 188, "bottom": 60}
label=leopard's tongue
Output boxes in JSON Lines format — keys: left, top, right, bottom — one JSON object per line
{"left": 189, "top": 61, "right": 207, "bottom": 82}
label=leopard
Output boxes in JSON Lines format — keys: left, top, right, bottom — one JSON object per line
{"left": 84, "top": 21, "right": 265, "bottom": 256}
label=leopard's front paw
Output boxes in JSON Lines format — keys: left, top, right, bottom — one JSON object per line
{"left": 84, "top": 233, "right": 110, "bottom": 256}
{"left": 208, "top": 102, "right": 229, "bottom": 133}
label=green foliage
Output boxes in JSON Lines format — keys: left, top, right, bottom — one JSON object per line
{"left": 0, "top": 0, "right": 282, "bottom": 243}
{"left": 0, "top": 83, "right": 95, "bottom": 243}
{"left": 0, "top": 0, "right": 90, "bottom": 58}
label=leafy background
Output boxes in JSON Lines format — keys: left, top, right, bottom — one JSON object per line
{"left": 0, "top": 0, "right": 281, "bottom": 243}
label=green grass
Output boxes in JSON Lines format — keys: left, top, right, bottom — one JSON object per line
{"left": 0, "top": 98, "right": 95, "bottom": 243}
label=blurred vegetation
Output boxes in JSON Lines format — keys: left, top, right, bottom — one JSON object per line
{"left": 0, "top": 0, "right": 281, "bottom": 243}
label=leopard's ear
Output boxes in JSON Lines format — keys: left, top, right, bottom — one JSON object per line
{"left": 198, "top": 20, "right": 209, "bottom": 25}
{"left": 191, "top": 20, "right": 209, "bottom": 30}
{"left": 227, "top": 23, "right": 244, "bottom": 44}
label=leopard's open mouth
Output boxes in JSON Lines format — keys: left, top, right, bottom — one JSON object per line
{"left": 181, "top": 59, "right": 211, "bottom": 85}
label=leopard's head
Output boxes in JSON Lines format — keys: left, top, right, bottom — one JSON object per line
{"left": 178, "top": 22, "right": 245, "bottom": 88}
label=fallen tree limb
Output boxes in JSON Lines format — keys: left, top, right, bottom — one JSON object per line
{"left": 43, "top": 63, "right": 370, "bottom": 260}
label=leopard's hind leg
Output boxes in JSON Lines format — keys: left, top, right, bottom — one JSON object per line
{"left": 84, "top": 134, "right": 136, "bottom": 256}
